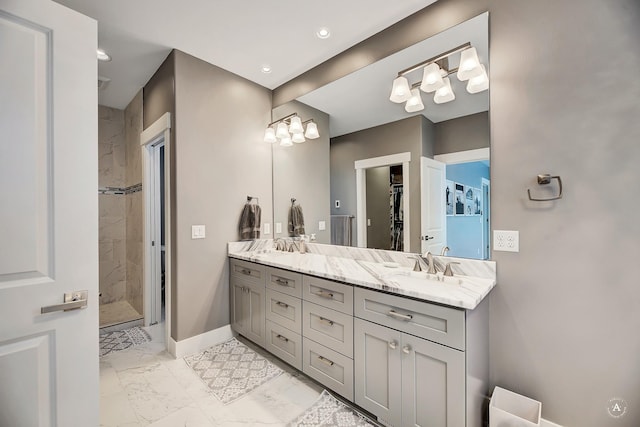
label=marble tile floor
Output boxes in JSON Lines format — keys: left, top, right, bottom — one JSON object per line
{"left": 100, "top": 300, "right": 143, "bottom": 328}
{"left": 100, "top": 323, "right": 326, "bottom": 426}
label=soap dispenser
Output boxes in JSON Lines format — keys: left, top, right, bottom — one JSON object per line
{"left": 299, "top": 235, "right": 307, "bottom": 254}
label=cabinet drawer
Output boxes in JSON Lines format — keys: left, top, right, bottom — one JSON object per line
{"left": 265, "top": 320, "right": 302, "bottom": 370}
{"left": 303, "top": 338, "right": 354, "bottom": 400}
{"left": 230, "top": 258, "right": 265, "bottom": 285}
{"left": 354, "top": 287, "right": 465, "bottom": 351}
{"left": 303, "top": 301, "right": 353, "bottom": 358}
{"left": 267, "top": 267, "right": 303, "bottom": 298}
{"left": 265, "top": 288, "right": 302, "bottom": 333}
{"left": 303, "top": 276, "right": 353, "bottom": 315}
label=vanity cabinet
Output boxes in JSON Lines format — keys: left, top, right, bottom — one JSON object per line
{"left": 229, "top": 259, "right": 266, "bottom": 347}
{"left": 228, "top": 257, "right": 489, "bottom": 427}
{"left": 264, "top": 267, "right": 304, "bottom": 370}
{"left": 301, "top": 275, "right": 355, "bottom": 400}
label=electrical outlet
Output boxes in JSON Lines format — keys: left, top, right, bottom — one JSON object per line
{"left": 263, "top": 223, "right": 271, "bottom": 235}
{"left": 318, "top": 221, "right": 326, "bottom": 231}
{"left": 494, "top": 230, "right": 519, "bottom": 252}
{"left": 191, "top": 225, "right": 206, "bottom": 239}
{"left": 275, "top": 222, "right": 282, "bottom": 234}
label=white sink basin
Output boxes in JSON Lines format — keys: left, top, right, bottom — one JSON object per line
{"left": 382, "top": 268, "right": 462, "bottom": 286}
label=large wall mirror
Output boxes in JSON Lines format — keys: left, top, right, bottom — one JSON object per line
{"left": 271, "top": 12, "right": 490, "bottom": 260}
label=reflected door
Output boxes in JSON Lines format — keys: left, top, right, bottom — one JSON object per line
{"left": 420, "top": 157, "right": 446, "bottom": 255}
{"left": 0, "top": 2, "right": 98, "bottom": 425}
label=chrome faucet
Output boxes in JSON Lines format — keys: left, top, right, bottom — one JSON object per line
{"left": 422, "top": 252, "right": 437, "bottom": 274}
{"left": 440, "top": 246, "right": 450, "bottom": 256}
{"left": 443, "top": 261, "right": 460, "bottom": 277}
{"left": 273, "top": 238, "right": 287, "bottom": 251}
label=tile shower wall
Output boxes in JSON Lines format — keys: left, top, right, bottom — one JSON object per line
{"left": 124, "top": 91, "right": 144, "bottom": 315}
{"left": 98, "top": 106, "right": 127, "bottom": 304}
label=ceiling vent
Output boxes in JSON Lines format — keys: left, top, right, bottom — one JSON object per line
{"left": 98, "top": 76, "right": 111, "bottom": 91}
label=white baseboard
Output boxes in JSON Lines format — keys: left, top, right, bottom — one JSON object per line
{"left": 540, "top": 419, "right": 563, "bottom": 427}
{"left": 168, "top": 324, "right": 233, "bottom": 358}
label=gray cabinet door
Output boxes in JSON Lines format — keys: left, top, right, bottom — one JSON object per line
{"left": 230, "top": 280, "right": 247, "bottom": 335}
{"left": 401, "top": 333, "right": 465, "bottom": 427}
{"left": 244, "top": 280, "right": 266, "bottom": 347}
{"left": 354, "top": 318, "right": 402, "bottom": 427}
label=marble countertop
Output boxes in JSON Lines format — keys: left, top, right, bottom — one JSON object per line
{"left": 228, "top": 245, "right": 496, "bottom": 310}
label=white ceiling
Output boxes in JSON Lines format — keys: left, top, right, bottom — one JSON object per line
{"left": 53, "top": 0, "right": 437, "bottom": 109}
{"left": 298, "top": 13, "right": 489, "bottom": 137}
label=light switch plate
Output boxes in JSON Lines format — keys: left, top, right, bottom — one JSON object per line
{"left": 494, "top": 230, "right": 519, "bottom": 252}
{"left": 335, "top": 200, "right": 340, "bottom": 208}
{"left": 191, "top": 225, "right": 206, "bottom": 239}
{"left": 275, "top": 222, "right": 282, "bottom": 234}
{"left": 263, "top": 223, "right": 271, "bottom": 235}
{"left": 318, "top": 221, "right": 326, "bottom": 231}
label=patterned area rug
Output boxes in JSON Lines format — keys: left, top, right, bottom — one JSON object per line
{"left": 289, "top": 390, "right": 375, "bottom": 427}
{"left": 184, "top": 337, "right": 283, "bottom": 404}
{"left": 99, "top": 326, "right": 151, "bottom": 357}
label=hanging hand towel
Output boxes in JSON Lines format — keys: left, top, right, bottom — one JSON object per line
{"left": 288, "top": 204, "right": 305, "bottom": 236}
{"left": 239, "top": 202, "right": 261, "bottom": 240}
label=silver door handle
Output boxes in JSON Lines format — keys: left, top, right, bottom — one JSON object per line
{"left": 41, "top": 291, "right": 88, "bottom": 314}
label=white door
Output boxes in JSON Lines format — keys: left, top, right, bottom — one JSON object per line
{"left": 420, "top": 157, "right": 446, "bottom": 255}
{"left": 0, "top": 1, "right": 98, "bottom": 426}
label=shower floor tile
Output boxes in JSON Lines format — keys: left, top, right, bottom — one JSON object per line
{"left": 100, "top": 300, "right": 143, "bottom": 328}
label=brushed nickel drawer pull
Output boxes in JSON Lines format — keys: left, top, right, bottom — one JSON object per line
{"left": 318, "top": 355, "right": 334, "bottom": 366}
{"left": 276, "top": 334, "right": 289, "bottom": 342}
{"left": 241, "top": 268, "right": 252, "bottom": 275}
{"left": 319, "top": 317, "right": 334, "bottom": 326}
{"left": 388, "top": 310, "right": 413, "bottom": 321}
{"left": 275, "top": 278, "right": 289, "bottom": 286}
{"left": 313, "top": 290, "right": 334, "bottom": 299}
{"left": 276, "top": 301, "right": 289, "bottom": 308}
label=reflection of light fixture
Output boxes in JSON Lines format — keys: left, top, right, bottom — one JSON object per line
{"left": 420, "top": 63, "right": 444, "bottom": 93}
{"left": 466, "top": 64, "right": 489, "bottom": 93}
{"left": 389, "top": 42, "right": 488, "bottom": 111}
{"left": 263, "top": 113, "right": 320, "bottom": 146}
{"left": 433, "top": 77, "right": 455, "bottom": 104}
{"left": 405, "top": 88, "right": 425, "bottom": 112}
{"left": 261, "top": 65, "right": 272, "bottom": 74}
{"left": 457, "top": 47, "right": 483, "bottom": 81}
{"left": 316, "top": 27, "right": 331, "bottom": 39}
{"left": 97, "top": 49, "right": 111, "bottom": 62}
{"left": 389, "top": 76, "right": 411, "bottom": 103}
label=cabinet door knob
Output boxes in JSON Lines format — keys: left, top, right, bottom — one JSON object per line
{"left": 388, "top": 340, "right": 398, "bottom": 350}
{"left": 402, "top": 345, "right": 412, "bottom": 354}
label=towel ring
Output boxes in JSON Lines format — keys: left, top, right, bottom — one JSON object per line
{"left": 291, "top": 198, "right": 296, "bottom": 205}
{"left": 247, "top": 195, "right": 259, "bottom": 203}
{"left": 527, "top": 174, "right": 563, "bottom": 201}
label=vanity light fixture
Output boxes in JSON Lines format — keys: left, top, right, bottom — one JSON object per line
{"left": 97, "top": 48, "right": 111, "bottom": 62}
{"left": 264, "top": 112, "right": 320, "bottom": 146}
{"left": 389, "top": 42, "right": 488, "bottom": 112}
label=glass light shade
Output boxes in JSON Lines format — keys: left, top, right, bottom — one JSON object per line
{"left": 279, "top": 136, "right": 293, "bottom": 147}
{"left": 420, "top": 63, "right": 444, "bottom": 93}
{"left": 433, "top": 77, "right": 455, "bottom": 104}
{"left": 405, "top": 88, "right": 425, "bottom": 113}
{"left": 466, "top": 65, "right": 489, "bottom": 93}
{"left": 389, "top": 76, "right": 411, "bottom": 103}
{"left": 276, "top": 122, "right": 289, "bottom": 139}
{"left": 457, "top": 47, "right": 483, "bottom": 81}
{"left": 304, "top": 122, "right": 320, "bottom": 139}
{"left": 288, "top": 116, "right": 303, "bottom": 134}
{"left": 292, "top": 133, "right": 305, "bottom": 143}
{"left": 263, "top": 127, "right": 277, "bottom": 143}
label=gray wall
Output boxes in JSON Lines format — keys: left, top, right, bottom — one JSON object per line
{"left": 275, "top": 1, "right": 640, "bottom": 426}
{"left": 365, "top": 166, "right": 391, "bottom": 250}
{"left": 434, "top": 111, "right": 489, "bottom": 155}
{"left": 271, "top": 100, "right": 330, "bottom": 243}
{"left": 144, "top": 50, "right": 273, "bottom": 342}
{"left": 172, "top": 50, "right": 272, "bottom": 341}
{"left": 330, "top": 115, "right": 429, "bottom": 253}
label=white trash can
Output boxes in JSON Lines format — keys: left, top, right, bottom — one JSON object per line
{"left": 489, "top": 386, "right": 541, "bottom": 427}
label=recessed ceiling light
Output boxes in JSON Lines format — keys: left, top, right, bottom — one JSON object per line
{"left": 97, "top": 49, "right": 111, "bottom": 62}
{"left": 316, "top": 27, "right": 331, "bottom": 39}
{"left": 261, "top": 65, "right": 272, "bottom": 74}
